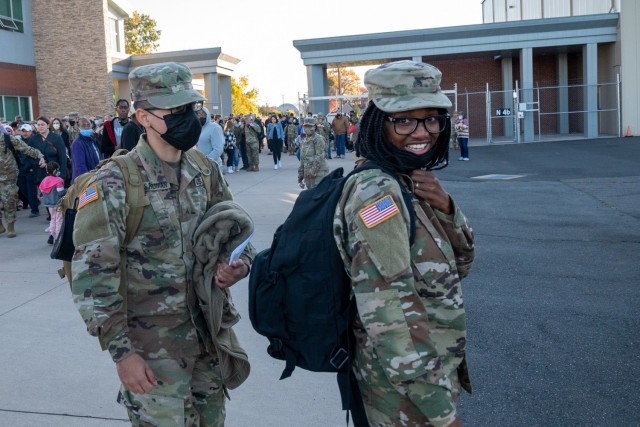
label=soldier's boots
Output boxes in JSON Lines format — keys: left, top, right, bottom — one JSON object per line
{"left": 7, "top": 222, "right": 16, "bottom": 238}
{"left": 0, "top": 222, "right": 5, "bottom": 235}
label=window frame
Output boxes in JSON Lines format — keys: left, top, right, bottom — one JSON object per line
{"left": 0, "top": 0, "right": 23, "bottom": 33}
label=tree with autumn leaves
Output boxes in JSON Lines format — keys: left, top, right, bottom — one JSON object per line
{"left": 124, "top": 11, "right": 161, "bottom": 55}
{"left": 327, "top": 68, "right": 366, "bottom": 114}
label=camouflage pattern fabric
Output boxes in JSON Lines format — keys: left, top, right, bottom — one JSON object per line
{"left": 315, "top": 120, "right": 332, "bottom": 153}
{"left": 364, "top": 60, "right": 452, "bottom": 113}
{"left": 333, "top": 168, "right": 475, "bottom": 426}
{"left": 72, "top": 135, "right": 253, "bottom": 425}
{"left": 297, "top": 133, "right": 329, "bottom": 189}
{"left": 285, "top": 124, "right": 298, "bottom": 154}
{"left": 244, "top": 122, "right": 261, "bottom": 170}
{"left": 129, "top": 62, "right": 206, "bottom": 110}
{"left": 117, "top": 354, "right": 225, "bottom": 427}
{"left": 0, "top": 136, "right": 43, "bottom": 223}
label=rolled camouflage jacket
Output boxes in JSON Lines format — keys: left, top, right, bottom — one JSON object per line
{"left": 333, "top": 167, "right": 475, "bottom": 425}
{"left": 72, "top": 135, "right": 253, "bottom": 363}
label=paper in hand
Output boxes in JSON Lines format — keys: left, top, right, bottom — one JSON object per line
{"left": 229, "top": 231, "right": 254, "bottom": 264}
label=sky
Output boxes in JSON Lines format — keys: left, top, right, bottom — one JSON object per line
{"left": 128, "top": 0, "right": 484, "bottom": 107}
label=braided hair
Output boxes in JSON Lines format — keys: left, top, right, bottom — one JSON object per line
{"left": 357, "top": 101, "right": 451, "bottom": 173}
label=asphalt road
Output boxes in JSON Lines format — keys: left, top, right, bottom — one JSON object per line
{"left": 0, "top": 137, "right": 638, "bottom": 426}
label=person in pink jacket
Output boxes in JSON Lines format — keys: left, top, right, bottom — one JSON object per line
{"left": 39, "top": 161, "right": 66, "bottom": 244}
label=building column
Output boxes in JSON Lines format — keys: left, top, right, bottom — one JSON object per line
{"left": 583, "top": 43, "right": 598, "bottom": 138}
{"left": 519, "top": 47, "right": 535, "bottom": 142}
{"left": 557, "top": 53, "right": 569, "bottom": 134}
{"left": 204, "top": 72, "right": 220, "bottom": 114}
{"left": 118, "top": 79, "right": 132, "bottom": 105}
{"left": 219, "top": 75, "right": 232, "bottom": 117}
{"left": 501, "top": 57, "right": 514, "bottom": 138}
{"left": 307, "top": 64, "right": 328, "bottom": 116}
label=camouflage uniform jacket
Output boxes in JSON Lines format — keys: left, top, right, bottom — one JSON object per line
{"left": 333, "top": 168, "right": 475, "bottom": 424}
{"left": 297, "top": 133, "right": 329, "bottom": 183}
{"left": 285, "top": 124, "right": 298, "bottom": 145}
{"left": 316, "top": 121, "right": 331, "bottom": 142}
{"left": 244, "top": 122, "right": 261, "bottom": 145}
{"left": 72, "top": 135, "right": 253, "bottom": 363}
{"left": 1, "top": 135, "right": 43, "bottom": 183}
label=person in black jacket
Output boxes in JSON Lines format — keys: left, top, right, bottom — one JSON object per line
{"left": 32, "top": 117, "right": 68, "bottom": 191}
{"left": 120, "top": 112, "right": 144, "bottom": 151}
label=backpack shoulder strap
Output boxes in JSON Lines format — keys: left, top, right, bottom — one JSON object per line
{"left": 110, "top": 154, "right": 149, "bottom": 247}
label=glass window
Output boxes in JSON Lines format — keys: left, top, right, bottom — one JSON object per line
{"left": 109, "top": 18, "right": 120, "bottom": 52}
{"left": 0, "top": 0, "right": 10, "bottom": 17}
{"left": 11, "top": 0, "right": 21, "bottom": 20}
{"left": 0, "top": 0, "right": 22, "bottom": 33}
{"left": 0, "top": 96, "right": 31, "bottom": 122}
{"left": 4, "top": 96, "right": 19, "bottom": 122}
{"left": 19, "top": 96, "right": 31, "bottom": 121}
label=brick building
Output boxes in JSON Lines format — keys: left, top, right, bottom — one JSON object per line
{"left": 295, "top": 0, "right": 640, "bottom": 142}
{"left": 0, "top": 0, "right": 237, "bottom": 121}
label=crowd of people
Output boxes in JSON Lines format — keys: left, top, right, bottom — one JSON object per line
{"left": 0, "top": 101, "right": 360, "bottom": 243}
{"left": 1, "top": 59, "right": 476, "bottom": 426}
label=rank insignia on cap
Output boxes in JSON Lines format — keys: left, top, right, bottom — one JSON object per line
{"left": 78, "top": 184, "right": 100, "bottom": 209}
{"left": 359, "top": 195, "right": 399, "bottom": 228}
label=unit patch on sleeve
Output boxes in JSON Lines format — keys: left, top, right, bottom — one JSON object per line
{"left": 358, "top": 195, "right": 399, "bottom": 228}
{"left": 77, "top": 184, "right": 100, "bottom": 209}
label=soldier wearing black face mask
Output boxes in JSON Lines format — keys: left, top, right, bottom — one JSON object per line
{"left": 71, "top": 61, "right": 255, "bottom": 426}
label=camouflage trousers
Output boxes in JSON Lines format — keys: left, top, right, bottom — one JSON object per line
{"left": 117, "top": 353, "right": 226, "bottom": 427}
{"left": 0, "top": 180, "right": 18, "bottom": 223}
{"left": 246, "top": 141, "right": 260, "bottom": 169}
{"left": 353, "top": 334, "right": 460, "bottom": 427}
{"left": 303, "top": 169, "right": 329, "bottom": 189}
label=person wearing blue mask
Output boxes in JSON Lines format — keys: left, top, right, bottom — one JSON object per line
{"left": 70, "top": 116, "right": 103, "bottom": 182}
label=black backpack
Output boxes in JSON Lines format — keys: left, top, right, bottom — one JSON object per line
{"left": 248, "top": 163, "right": 415, "bottom": 425}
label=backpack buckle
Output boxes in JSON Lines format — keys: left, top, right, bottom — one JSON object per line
{"left": 330, "top": 347, "right": 349, "bottom": 370}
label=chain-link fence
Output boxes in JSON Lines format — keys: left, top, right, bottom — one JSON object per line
{"left": 301, "top": 79, "right": 621, "bottom": 143}
{"left": 452, "top": 79, "right": 621, "bottom": 143}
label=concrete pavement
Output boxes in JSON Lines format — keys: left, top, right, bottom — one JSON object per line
{"left": 1, "top": 137, "right": 638, "bottom": 426}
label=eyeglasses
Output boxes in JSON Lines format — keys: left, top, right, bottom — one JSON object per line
{"left": 386, "top": 114, "right": 450, "bottom": 135}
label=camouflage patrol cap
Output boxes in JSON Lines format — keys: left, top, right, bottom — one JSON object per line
{"left": 68, "top": 112, "right": 79, "bottom": 118}
{"left": 302, "top": 117, "right": 317, "bottom": 126}
{"left": 364, "top": 60, "right": 452, "bottom": 113}
{"left": 129, "top": 62, "right": 206, "bottom": 109}
{"left": 316, "top": 112, "right": 324, "bottom": 117}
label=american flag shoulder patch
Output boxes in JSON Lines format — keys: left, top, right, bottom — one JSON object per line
{"left": 358, "top": 195, "right": 399, "bottom": 228}
{"left": 78, "top": 184, "right": 100, "bottom": 209}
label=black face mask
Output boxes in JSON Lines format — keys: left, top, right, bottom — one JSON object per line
{"left": 150, "top": 108, "right": 202, "bottom": 151}
{"left": 199, "top": 117, "right": 207, "bottom": 126}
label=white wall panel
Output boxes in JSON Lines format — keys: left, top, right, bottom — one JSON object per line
{"left": 572, "top": 0, "right": 610, "bottom": 16}
{"left": 506, "top": 0, "right": 522, "bottom": 21}
{"left": 522, "top": 0, "right": 543, "bottom": 20}
{"left": 494, "top": 0, "right": 507, "bottom": 21}
{"left": 483, "top": 0, "right": 495, "bottom": 23}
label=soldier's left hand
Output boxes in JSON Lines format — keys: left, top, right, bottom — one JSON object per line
{"left": 409, "top": 169, "right": 452, "bottom": 214}
{"left": 215, "top": 259, "right": 249, "bottom": 289}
